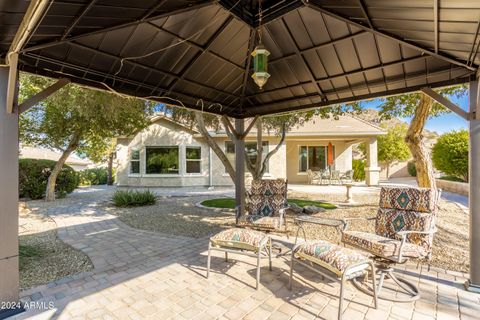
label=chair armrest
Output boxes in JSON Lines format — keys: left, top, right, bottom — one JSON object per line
{"left": 395, "top": 227, "right": 437, "bottom": 262}
{"left": 342, "top": 217, "right": 376, "bottom": 231}
{"left": 396, "top": 228, "right": 438, "bottom": 237}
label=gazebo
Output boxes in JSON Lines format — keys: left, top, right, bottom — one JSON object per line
{"left": 1, "top": 0, "right": 480, "bottom": 313}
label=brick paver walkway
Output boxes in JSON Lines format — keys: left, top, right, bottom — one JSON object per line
{"left": 12, "top": 188, "right": 480, "bottom": 320}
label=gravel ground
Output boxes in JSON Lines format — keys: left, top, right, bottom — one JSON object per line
{"left": 108, "top": 196, "right": 237, "bottom": 238}
{"left": 112, "top": 191, "right": 469, "bottom": 273}
{"left": 19, "top": 203, "right": 93, "bottom": 290}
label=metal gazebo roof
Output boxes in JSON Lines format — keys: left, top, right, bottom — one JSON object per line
{"left": 1, "top": 0, "right": 479, "bottom": 118}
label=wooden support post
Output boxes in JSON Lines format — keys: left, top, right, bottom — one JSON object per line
{"left": 0, "top": 67, "right": 21, "bottom": 317}
{"left": 466, "top": 80, "right": 480, "bottom": 293}
{"left": 235, "top": 118, "right": 246, "bottom": 222}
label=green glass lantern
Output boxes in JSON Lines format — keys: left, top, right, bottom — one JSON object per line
{"left": 251, "top": 44, "right": 270, "bottom": 90}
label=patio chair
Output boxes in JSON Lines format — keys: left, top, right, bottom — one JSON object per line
{"left": 320, "top": 169, "right": 331, "bottom": 185}
{"left": 330, "top": 170, "right": 341, "bottom": 185}
{"left": 306, "top": 169, "right": 321, "bottom": 184}
{"left": 341, "top": 186, "right": 440, "bottom": 302}
{"left": 237, "top": 179, "right": 289, "bottom": 232}
{"left": 340, "top": 170, "right": 354, "bottom": 184}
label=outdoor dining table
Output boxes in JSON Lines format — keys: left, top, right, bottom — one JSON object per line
{"left": 293, "top": 215, "right": 345, "bottom": 245}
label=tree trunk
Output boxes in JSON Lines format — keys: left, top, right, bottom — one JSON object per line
{"left": 386, "top": 162, "right": 390, "bottom": 179}
{"left": 45, "top": 137, "right": 79, "bottom": 201}
{"left": 107, "top": 152, "right": 114, "bottom": 185}
{"left": 405, "top": 94, "right": 437, "bottom": 190}
{"left": 195, "top": 112, "right": 236, "bottom": 182}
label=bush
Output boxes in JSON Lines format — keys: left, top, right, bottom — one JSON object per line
{"left": 439, "top": 175, "right": 465, "bottom": 183}
{"left": 79, "top": 168, "right": 109, "bottom": 185}
{"left": 407, "top": 161, "right": 417, "bottom": 177}
{"left": 352, "top": 159, "right": 366, "bottom": 181}
{"left": 19, "top": 158, "right": 79, "bottom": 200}
{"left": 432, "top": 130, "right": 468, "bottom": 182}
{"left": 112, "top": 189, "right": 157, "bottom": 207}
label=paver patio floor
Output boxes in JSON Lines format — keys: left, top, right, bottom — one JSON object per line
{"left": 12, "top": 189, "right": 480, "bottom": 320}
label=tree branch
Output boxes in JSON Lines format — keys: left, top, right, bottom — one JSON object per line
{"left": 221, "top": 115, "right": 239, "bottom": 139}
{"left": 259, "top": 124, "right": 286, "bottom": 177}
{"left": 241, "top": 115, "right": 260, "bottom": 139}
{"left": 195, "top": 111, "right": 236, "bottom": 182}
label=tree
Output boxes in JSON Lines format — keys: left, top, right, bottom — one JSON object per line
{"left": 19, "top": 74, "right": 152, "bottom": 201}
{"left": 374, "top": 86, "right": 466, "bottom": 189}
{"left": 432, "top": 130, "right": 469, "bottom": 182}
{"left": 360, "top": 123, "right": 411, "bottom": 178}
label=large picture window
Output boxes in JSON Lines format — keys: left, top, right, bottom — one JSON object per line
{"left": 186, "top": 147, "right": 201, "bottom": 174}
{"left": 146, "top": 147, "right": 179, "bottom": 174}
{"left": 299, "top": 146, "right": 327, "bottom": 172}
{"left": 130, "top": 149, "right": 140, "bottom": 174}
{"left": 225, "top": 141, "right": 269, "bottom": 172}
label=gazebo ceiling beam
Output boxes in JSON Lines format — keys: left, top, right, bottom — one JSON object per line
{"left": 141, "top": 0, "right": 168, "bottom": 20}
{"left": 248, "top": 55, "right": 427, "bottom": 98}
{"left": 356, "top": 0, "right": 373, "bottom": 28}
{"left": 240, "top": 28, "right": 256, "bottom": 109}
{"left": 167, "top": 15, "right": 234, "bottom": 94}
{"left": 21, "top": 1, "right": 214, "bottom": 53}
{"left": 246, "top": 77, "right": 472, "bottom": 117}
{"left": 306, "top": 3, "right": 477, "bottom": 72}
{"left": 67, "top": 41, "right": 239, "bottom": 100}
{"left": 269, "top": 31, "right": 367, "bottom": 65}
{"left": 468, "top": 21, "right": 480, "bottom": 67}
{"left": 145, "top": 20, "right": 244, "bottom": 72}
{"left": 22, "top": 55, "right": 229, "bottom": 113}
{"left": 281, "top": 16, "right": 325, "bottom": 99}
{"left": 60, "top": 0, "right": 97, "bottom": 40}
{"left": 433, "top": 0, "right": 439, "bottom": 53}
{"left": 254, "top": 66, "right": 473, "bottom": 110}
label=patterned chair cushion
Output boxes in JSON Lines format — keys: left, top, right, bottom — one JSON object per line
{"left": 210, "top": 228, "right": 267, "bottom": 252}
{"left": 294, "top": 240, "right": 369, "bottom": 276}
{"left": 342, "top": 231, "right": 429, "bottom": 260}
{"left": 246, "top": 179, "right": 287, "bottom": 217}
{"left": 379, "top": 187, "right": 435, "bottom": 213}
{"left": 237, "top": 215, "right": 281, "bottom": 230}
{"left": 375, "top": 208, "right": 435, "bottom": 249}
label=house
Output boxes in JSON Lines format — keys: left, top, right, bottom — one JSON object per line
{"left": 115, "top": 115, "right": 385, "bottom": 187}
{"left": 19, "top": 146, "right": 94, "bottom": 171}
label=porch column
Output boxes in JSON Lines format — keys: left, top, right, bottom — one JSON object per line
{"left": 235, "top": 118, "right": 245, "bottom": 220}
{"left": 365, "top": 137, "right": 380, "bottom": 186}
{"left": 0, "top": 68, "right": 20, "bottom": 312}
{"left": 467, "top": 80, "right": 480, "bottom": 292}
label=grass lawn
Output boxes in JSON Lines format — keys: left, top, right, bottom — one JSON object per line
{"left": 200, "top": 197, "right": 336, "bottom": 209}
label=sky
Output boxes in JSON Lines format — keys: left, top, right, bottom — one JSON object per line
{"left": 360, "top": 95, "right": 469, "bottom": 134}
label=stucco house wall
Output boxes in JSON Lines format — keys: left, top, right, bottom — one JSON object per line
{"left": 116, "top": 119, "right": 286, "bottom": 187}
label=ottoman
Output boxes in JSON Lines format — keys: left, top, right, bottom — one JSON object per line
{"left": 289, "top": 240, "right": 377, "bottom": 320}
{"left": 207, "top": 228, "right": 272, "bottom": 289}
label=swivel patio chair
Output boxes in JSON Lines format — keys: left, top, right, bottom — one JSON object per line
{"left": 237, "top": 179, "right": 289, "bottom": 232}
{"left": 341, "top": 186, "right": 440, "bottom": 302}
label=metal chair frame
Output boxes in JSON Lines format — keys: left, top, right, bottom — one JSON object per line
{"left": 289, "top": 242, "right": 378, "bottom": 320}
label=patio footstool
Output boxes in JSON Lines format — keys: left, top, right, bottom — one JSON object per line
{"left": 207, "top": 228, "right": 272, "bottom": 289}
{"left": 289, "top": 240, "right": 377, "bottom": 320}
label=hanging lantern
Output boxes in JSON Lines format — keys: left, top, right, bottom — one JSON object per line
{"left": 251, "top": 44, "right": 270, "bottom": 90}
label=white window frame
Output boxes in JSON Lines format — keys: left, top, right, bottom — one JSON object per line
{"left": 129, "top": 148, "right": 141, "bottom": 175}
{"left": 224, "top": 140, "right": 270, "bottom": 174}
{"left": 185, "top": 146, "right": 202, "bottom": 175}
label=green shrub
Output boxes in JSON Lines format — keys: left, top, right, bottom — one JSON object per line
{"left": 112, "top": 189, "right": 157, "bottom": 207}
{"left": 439, "top": 175, "right": 465, "bottom": 183}
{"left": 352, "top": 159, "right": 366, "bottom": 181}
{"left": 79, "top": 168, "right": 109, "bottom": 185}
{"left": 407, "top": 161, "right": 417, "bottom": 177}
{"left": 432, "top": 130, "right": 468, "bottom": 182}
{"left": 19, "top": 158, "right": 79, "bottom": 200}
